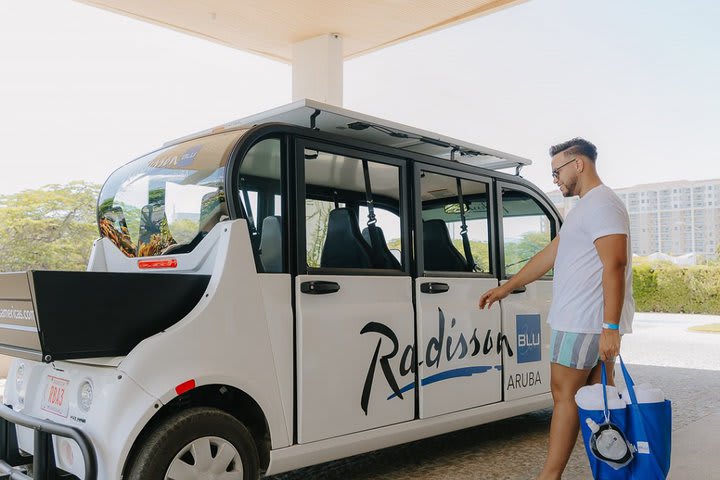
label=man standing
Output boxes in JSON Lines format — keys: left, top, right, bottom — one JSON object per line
{"left": 478, "top": 138, "right": 634, "bottom": 480}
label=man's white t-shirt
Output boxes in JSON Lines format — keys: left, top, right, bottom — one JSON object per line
{"left": 548, "top": 184, "right": 635, "bottom": 334}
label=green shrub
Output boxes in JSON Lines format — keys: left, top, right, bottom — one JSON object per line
{"left": 632, "top": 263, "right": 720, "bottom": 314}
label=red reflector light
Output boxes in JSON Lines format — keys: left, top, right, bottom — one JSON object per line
{"left": 138, "top": 259, "right": 178, "bottom": 269}
{"left": 175, "top": 379, "right": 196, "bottom": 396}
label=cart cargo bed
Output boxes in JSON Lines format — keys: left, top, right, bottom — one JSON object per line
{"left": 0, "top": 271, "right": 210, "bottom": 362}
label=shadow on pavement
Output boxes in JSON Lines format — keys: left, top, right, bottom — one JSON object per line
{"left": 268, "top": 408, "right": 559, "bottom": 480}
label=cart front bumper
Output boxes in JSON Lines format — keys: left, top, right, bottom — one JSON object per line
{"left": 0, "top": 405, "right": 96, "bottom": 480}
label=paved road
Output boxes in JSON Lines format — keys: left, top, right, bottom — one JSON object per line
{"left": 267, "top": 313, "right": 720, "bottom": 479}
{"left": 622, "top": 313, "right": 720, "bottom": 371}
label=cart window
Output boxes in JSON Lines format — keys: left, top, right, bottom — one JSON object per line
{"left": 501, "top": 188, "right": 555, "bottom": 276}
{"left": 303, "top": 149, "right": 403, "bottom": 272}
{"left": 420, "top": 171, "right": 492, "bottom": 274}
{"left": 237, "top": 137, "right": 286, "bottom": 273}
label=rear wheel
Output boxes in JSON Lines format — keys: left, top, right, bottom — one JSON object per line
{"left": 126, "top": 407, "right": 259, "bottom": 480}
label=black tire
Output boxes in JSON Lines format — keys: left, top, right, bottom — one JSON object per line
{"left": 125, "top": 407, "right": 259, "bottom": 480}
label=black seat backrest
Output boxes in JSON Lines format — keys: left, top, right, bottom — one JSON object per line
{"left": 422, "top": 219, "right": 470, "bottom": 272}
{"left": 362, "top": 226, "right": 402, "bottom": 270}
{"left": 320, "top": 208, "right": 373, "bottom": 269}
{"left": 260, "top": 216, "right": 283, "bottom": 273}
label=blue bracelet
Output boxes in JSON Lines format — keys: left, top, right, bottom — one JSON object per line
{"left": 602, "top": 322, "right": 619, "bottom": 330}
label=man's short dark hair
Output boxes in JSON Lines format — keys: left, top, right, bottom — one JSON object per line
{"left": 549, "top": 138, "right": 597, "bottom": 162}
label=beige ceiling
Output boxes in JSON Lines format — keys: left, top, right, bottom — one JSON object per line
{"left": 75, "top": 0, "right": 527, "bottom": 62}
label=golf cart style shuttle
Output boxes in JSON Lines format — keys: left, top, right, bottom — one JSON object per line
{"left": 0, "top": 100, "right": 560, "bottom": 479}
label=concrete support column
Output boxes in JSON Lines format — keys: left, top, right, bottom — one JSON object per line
{"left": 292, "top": 33, "right": 343, "bottom": 105}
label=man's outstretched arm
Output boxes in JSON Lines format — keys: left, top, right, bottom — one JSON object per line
{"left": 478, "top": 235, "right": 559, "bottom": 309}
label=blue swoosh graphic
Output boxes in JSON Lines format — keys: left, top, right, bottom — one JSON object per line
{"left": 387, "top": 365, "right": 503, "bottom": 400}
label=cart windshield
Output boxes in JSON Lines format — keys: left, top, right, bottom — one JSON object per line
{"left": 97, "top": 130, "right": 246, "bottom": 257}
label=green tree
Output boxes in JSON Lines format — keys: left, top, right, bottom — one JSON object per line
{"left": 504, "top": 231, "right": 551, "bottom": 275}
{"left": 451, "top": 239, "right": 490, "bottom": 272}
{"left": 0, "top": 182, "right": 101, "bottom": 271}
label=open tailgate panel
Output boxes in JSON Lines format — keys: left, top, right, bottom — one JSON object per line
{"left": 0, "top": 271, "right": 210, "bottom": 362}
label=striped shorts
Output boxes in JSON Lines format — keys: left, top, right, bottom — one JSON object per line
{"left": 550, "top": 329, "right": 600, "bottom": 370}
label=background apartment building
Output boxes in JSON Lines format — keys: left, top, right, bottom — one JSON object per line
{"left": 546, "top": 180, "right": 720, "bottom": 260}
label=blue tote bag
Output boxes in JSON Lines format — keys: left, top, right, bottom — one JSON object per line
{"left": 618, "top": 356, "right": 672, "bottom": 479}
{"left": 577, "top": 364, "right": 632, "bottom": 480}
{"left": 577, "top": 357, "right": 672, "bottom": 480}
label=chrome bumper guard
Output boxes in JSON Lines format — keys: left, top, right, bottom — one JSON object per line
{"left": 0, "top": 405, "right": 96, "bottom": 480}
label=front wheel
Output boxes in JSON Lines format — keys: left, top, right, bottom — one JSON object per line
{"left": 126, "top": 407, "right": 259, "bottom": 480}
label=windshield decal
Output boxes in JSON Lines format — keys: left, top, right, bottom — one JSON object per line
{"left": 148, "top": 144, "right": 203, "bottom": 169}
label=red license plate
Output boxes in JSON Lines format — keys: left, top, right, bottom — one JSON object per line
{"left": 41, "top": 376, "right": 69, "bottom": 417}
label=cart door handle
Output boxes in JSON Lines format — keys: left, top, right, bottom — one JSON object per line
{"left": 420, "top": 282, "right": 449, "bottom": 294}
{"left": 511, "top": 286, "right": 526, "bottom": 294}
{"left": 301, "top": 281, "right": 340, "bottom": 295}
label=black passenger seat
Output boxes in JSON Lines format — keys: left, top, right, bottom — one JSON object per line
{"left": 422, "top": 219, "right": 470, "bottom": 272}
{"left": 320, "top": 208, "right": 373, "bottom": 269}
{"left": 362, "top": 226, "right": 401, "bottom": 270}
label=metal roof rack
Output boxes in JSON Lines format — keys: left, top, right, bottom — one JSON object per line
{"left": 166, "top": 99, "right": 532, "bottom": 172}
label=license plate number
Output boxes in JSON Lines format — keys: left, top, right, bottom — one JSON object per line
{"left": 41, "top": 376, "right": 69, "bottom": 417}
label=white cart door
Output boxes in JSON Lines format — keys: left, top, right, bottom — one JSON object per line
{"left": 415, "top": 277, "right": 504, "bottom": 418}
{"left": 497, "top": 183, "right": 559, "bottom": 401}
{"left": 415, "top": 167, "right": 504, "bottom": 418}
{"left": 296, "top": 143, "right": 415, "bottom": 443}
{"left": 296, "top": 275, "right": 415, "bottom": 443}
{"left": 500, "top": 279, "right": 553, "bottom": 401}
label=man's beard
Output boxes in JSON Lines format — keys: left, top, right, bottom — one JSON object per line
{"left": 562, "top": 179, "right": 578, "bottom": 197}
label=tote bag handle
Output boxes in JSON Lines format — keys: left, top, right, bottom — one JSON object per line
{"left": 616, "top": 355, "right": 668, "bottom": 479}
{"left": 618, "top": 356, "right": 639, "bottom": 405}
{"left": 600, "top": 361, "right": 611, "bottom": 423}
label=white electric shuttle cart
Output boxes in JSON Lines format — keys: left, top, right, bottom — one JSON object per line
{"left": 0, "top": 100, "right": 560, "bottom": 479}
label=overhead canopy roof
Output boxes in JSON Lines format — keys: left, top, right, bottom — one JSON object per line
{"left": 168, "top": 99, "right": 532, "bottom": 171}
{"left": 75, "top": 0, "right": 527, "bottom": 62}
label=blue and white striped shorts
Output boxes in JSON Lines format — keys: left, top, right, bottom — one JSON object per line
{"left": 550, "top": 329, "right": 600, "bottom": 370}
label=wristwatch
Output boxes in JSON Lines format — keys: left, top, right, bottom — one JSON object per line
{"left": 602, "top": 322, "right": 619, "bottom": 330}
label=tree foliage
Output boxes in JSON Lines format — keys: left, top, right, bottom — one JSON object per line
{"left": 633, "top": 263, "right": 720, "bottom": 313}
{"left": 504, "top": 231, "right": 551, "bottom": 275}
{"left": 0, "top": 182, "right": 101, "bottom": 272}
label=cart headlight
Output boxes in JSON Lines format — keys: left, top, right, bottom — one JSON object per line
{"left": 15, "top": 362, "right": 25, "bottom": 392}
{"left": 78, "top": 381, "right": 93, "bottom": 412}
{"left": 14, "top": 362, "right": 26, "bottom": 408}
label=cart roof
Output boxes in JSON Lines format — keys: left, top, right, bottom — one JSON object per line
{"left": 166, "top": 99, "right": 532, "bottom": 172}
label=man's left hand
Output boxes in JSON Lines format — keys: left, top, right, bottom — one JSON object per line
{"left": 599, "top": 329, "right": 621, "bottom": 361}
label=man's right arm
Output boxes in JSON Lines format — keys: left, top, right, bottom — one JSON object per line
{"left": 478, "top": 235, "right": 559, "bottom": 309}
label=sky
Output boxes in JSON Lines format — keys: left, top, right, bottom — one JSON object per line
{"left": 1, "top": 0, "right": 719, "bottom": 198}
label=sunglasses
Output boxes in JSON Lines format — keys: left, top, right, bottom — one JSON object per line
{"left": 551, "top": 158, "right": 577, "bottom": 179}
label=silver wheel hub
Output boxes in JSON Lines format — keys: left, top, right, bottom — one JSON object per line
{"left": 165, "top": 436, "right": 244, "bottom": 480}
